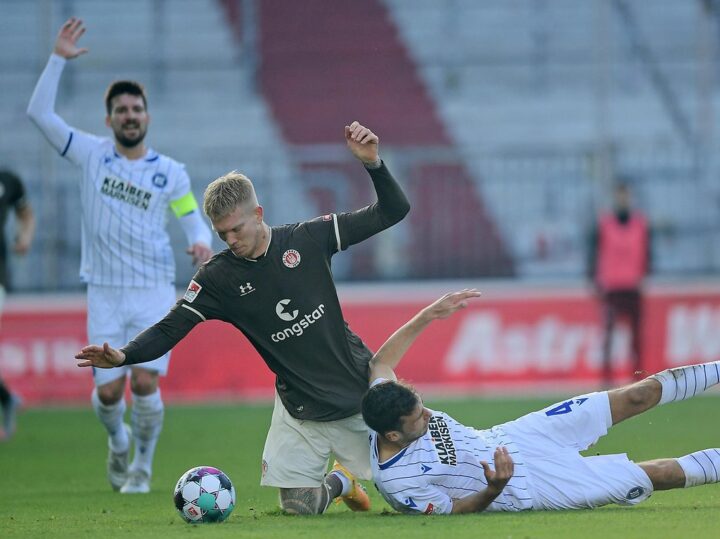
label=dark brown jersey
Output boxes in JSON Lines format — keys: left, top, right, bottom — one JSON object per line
{"left": 121, "top": 162, "right": 410, "bottom": 421}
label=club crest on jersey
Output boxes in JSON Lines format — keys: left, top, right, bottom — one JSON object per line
{"left": 282, "top": 249, "right": 301, "bottom": 268}
{"left": 151, "top": 172, "right": 168, "bottom": 188}
{"left": 183, "top": 280, "right": 202, "bottom": 303}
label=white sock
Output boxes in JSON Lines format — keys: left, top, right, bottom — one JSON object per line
{"left": 650, "top": 361, "right": 720, "bottom": 405}
{"left": 129, "top": 390, "right": 164, "bottom": 475}
{"left": 91, "top": 388, "right": 129, "bottom": 453}
{"left": 677, "top": 449, "right": 720, "bottom": 487}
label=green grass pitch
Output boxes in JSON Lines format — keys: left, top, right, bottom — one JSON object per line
{"left": 2, "top": 395, "right": 719, "bottom": 538}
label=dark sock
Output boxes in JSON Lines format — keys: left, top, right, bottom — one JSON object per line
{"left": 0, "top": 381, "right": 11, "bottom": 407}
{"left": 324, "top": 473, "right": 344, "bottom": 499}
{"left": 318, "top": 473, "right": 344, "bottom": 513}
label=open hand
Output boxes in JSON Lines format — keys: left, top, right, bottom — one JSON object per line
{"left": 480, "top": 446, "right": 514, "bottom": 494}
{"left": 75, "top": 342, "right": 125, "bottom": 369}
{"left": 423, "top": 289, "right": 481, "bottom": 321}
{"left": 54, "top": 17, "right": 89, "bottom": 59}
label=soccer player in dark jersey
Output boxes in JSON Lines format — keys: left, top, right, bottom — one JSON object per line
{"left": 0, "top": 169, "right": 35, "bottom": 441}
{"left": 76, "top": 121, "right": 410, "bottom": 514}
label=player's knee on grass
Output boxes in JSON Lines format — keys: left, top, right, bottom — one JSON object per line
{"left": 279, "top": 487, "right": 328, "bottom": 515}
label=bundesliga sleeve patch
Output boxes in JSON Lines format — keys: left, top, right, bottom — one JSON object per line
{"left": 183, "top": 280, "right": 202, "bottom": 303}
{"left": 424, "top": 503, "right": 435, "bottom": 515}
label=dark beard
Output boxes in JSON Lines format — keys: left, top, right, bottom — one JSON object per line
{"left": 114, "top": 127, "right": 147, "bottom": 149}
{"left": 115, "top": 133, "right": 145, "bottom": 148}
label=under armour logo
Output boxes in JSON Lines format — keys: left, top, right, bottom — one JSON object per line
{"left": 239, "top": 282, "right": 255, "bottom": 296}
{"left": 275, "top": 299, "right": 298, "bottom": 321}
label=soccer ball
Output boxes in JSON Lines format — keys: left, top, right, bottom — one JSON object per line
{"left": 173, "top": 466, "right": 236, "bottom": 523}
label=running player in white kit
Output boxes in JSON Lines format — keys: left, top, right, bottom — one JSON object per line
{"left": 27, "top": 18, "right": 213, "bottom": 494}
{"left": 363, "top": 290, "right": 720, "bottom": 514}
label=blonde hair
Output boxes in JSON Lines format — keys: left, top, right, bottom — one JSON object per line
{"left": 203, "top": 171, "right": 258, "bottom": 221}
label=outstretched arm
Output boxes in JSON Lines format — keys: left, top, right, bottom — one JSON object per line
{"left": 368, "top": 289, "right": 481, "bottom": 382}
{"left": 75, "top": 307, "right": 200, "bottom": 369}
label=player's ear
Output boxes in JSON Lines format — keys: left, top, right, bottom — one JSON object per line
{"left": 384, "top": 431, "right": 401, "bottom": 443}
{"left": 255, "top": 205, "right": 264, "bottom": 221}
{"left": 105, "top": 115, "right": 111, "bottom": 128}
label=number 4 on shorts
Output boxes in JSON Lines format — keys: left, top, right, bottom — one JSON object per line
{"left": 545, "top": 397, "right": 589, "bottom": 416}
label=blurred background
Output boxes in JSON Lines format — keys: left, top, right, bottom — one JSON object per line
{"left": 2, "top": 0, "right": 720, "bottom": 401}
{"left": 3, "top": 0, "right": 720, "bottom": 289}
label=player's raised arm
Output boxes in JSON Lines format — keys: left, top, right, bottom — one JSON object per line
{"left": 27, "top": 17, "right": 89, "bottom": 154}
{"left": 332, "top": 121, "right": 410, "bottom": 251}
{"left": 368, "top": 289, "right": 481, "bottom": 383}
{"left": 345, "top": 121, "right": 380, "bottom": 166}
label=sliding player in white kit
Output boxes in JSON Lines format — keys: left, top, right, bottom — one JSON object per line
{"left": 363, "top": 290, "right": 720, "bottom": 514}
{"left": 27, "top": 18, "right": 213, "bottom": 493}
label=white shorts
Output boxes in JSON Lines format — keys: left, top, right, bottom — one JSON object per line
{"left": 260, "top": 393, "right": 371, "bottom": 488}
{"left": 87, "top": 284, "right": 176, "bottom": 386}
{"left": 500, "top": 391, "right": 654, "bottom": 510}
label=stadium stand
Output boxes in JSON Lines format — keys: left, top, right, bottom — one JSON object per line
{"left": 385, "top": 0, "right": 720, "bottom": 277}
{"left": 0, "top": 0, "right": 312, "bottom": 290}
{"left": 250, "top": 0, "right": 514, "bottom": 278}
{"left": 1, "top": 0, "right": 719, "bottom": 287}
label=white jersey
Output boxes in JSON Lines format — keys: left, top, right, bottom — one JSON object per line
{"left": 370, "top": 409, "right": 533, "bottom": 515}
{"left": 28, "top": 54, "right": 211, "bottom": 287}
{"left": 64, "top": 134, "right": 192, "bottom": 286}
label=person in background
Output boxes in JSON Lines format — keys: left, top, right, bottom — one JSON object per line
{"left": 0, "top": 169, "right": 35, "bottom": 441}
{"left": 27, "top": 18, "right": 213, "bottom": 492}
{"left": 588, "top": 181, "right": 650, "bottom": 387}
